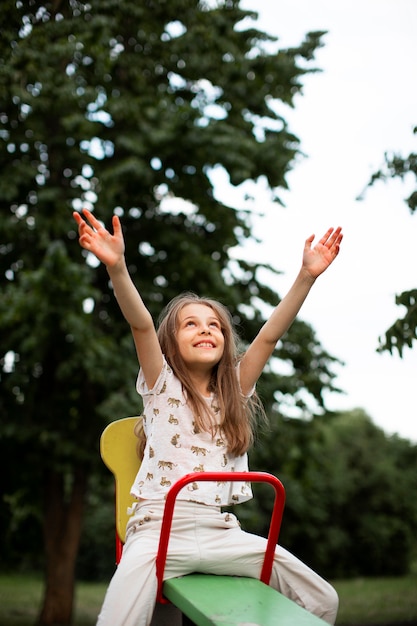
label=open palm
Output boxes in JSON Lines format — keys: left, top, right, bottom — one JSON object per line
{"left": 303, "top": 227, "right": 343, "bottom": 279}
{"left": 73, "top": 209, "right": 125, "bottom": 267}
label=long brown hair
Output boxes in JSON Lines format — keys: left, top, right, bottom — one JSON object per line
{"left": 156, "top": 293, "right": 265, "bottom": 456}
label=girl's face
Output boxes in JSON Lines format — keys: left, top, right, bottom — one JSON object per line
{"left": 176, "top": 303, "right": 225, "bottom": 370}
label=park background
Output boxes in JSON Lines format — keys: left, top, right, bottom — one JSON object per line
{"left": 1, "top": 1, "right": 417, "bottom": 625}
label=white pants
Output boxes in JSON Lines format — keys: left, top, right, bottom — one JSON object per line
{"left": 97, "top": 500, "right": 338, "bottom": 626}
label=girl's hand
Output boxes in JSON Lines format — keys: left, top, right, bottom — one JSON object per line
{"left": 73, "top": 209, "right": 125, "bottom": 267}
{"left": 302, "top": 227, "right": 343, "bottom": 279}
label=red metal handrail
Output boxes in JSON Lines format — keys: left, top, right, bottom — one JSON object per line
{"left": 155, "top": 471, "right": 286, "bottom": 603}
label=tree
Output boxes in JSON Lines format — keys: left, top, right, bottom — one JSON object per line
{"left": 0, "top": 1, "right": 338, "bottom": 623}
{"left": 367, "top": 127, "right": 417, "bottom": 356}
{"left": 315, "top": 410, "right": 417, "bottom": 578}
{"left": 244, "top": 409, "right": 417, "bottom": 579}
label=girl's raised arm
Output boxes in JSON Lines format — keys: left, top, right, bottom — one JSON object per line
{"left": 73, "top": 209, "right": 163, "bottom": 388}
{"left": 239, "top": 227, "right": 343, "bottom": 396}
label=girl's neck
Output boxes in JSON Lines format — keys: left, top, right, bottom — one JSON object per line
{"left": 188, "top": 370, "right": 213, "bottom": 398}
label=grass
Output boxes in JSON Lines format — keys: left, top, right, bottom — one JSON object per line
{"left": 334, "top": 574, "right": 417, "bottom": 625}
{"left": 1, "top": 573, "right": 417, "bottom": 625}
{"left": 0, "top": 575, "right": 105, "bottom": 626}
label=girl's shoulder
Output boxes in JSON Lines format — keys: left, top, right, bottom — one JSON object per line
{"left": 136, "top": 355, "right": 179, "bottom": 397}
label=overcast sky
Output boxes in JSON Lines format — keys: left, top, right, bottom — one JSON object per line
{"left": 228, "top": 0, "right": 417, "bottom": 442}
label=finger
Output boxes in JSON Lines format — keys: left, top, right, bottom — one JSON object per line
{"left": 318, "top": 227, "right": 335, "bottom": 245}
{"left": 327, "top": 232, "right": 343, "bottom": 259}
{"left": 322, "top": 227, "right": 343, "bottom": 249}
{"left": 112, "top": 214, "right": 122, "bottom": 237}
{"left": 304, "top": 233, "right": 315, "bottom": 250}
{"left": 329, "top": 226, "right": 342, "bottom": 239}
{"left": 82, "top": 208, "right": 102, "bottom": 231}
{"left": 72, "top": 211, "right": 83, "bottom": 226}
{"left": 329, "top": 227, "right": 343, "bottom": 250}
{"left": 73, "top": 208, "right": 91, "bottom": 233}
{"left": 73, "top": 211, "right": 91, "bottom": 237}
{"left": 334, "top": 231, "right": 343, "bottom": 253}
{"left": 79, "top": 234, "right": 91, "bottom": 247}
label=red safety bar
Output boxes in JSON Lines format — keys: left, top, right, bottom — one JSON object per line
{"left": 155, "top": 471, "right": 286, "bottom": 604}
{"left": 115, "top": 527, "right": 123, "bottom": 565}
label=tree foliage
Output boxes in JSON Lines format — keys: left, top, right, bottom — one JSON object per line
{"left": 367, "top": 127, "right": 417, "bottom": 356}
{"left": 0, "top": 1, "right": 337, "bottom": 623}
{"left": 243, "top": 409, "right": 417, "bottom": 579}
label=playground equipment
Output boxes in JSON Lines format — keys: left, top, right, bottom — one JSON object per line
{"left": 100, "top": 416, "right": 328, "bottom": 625}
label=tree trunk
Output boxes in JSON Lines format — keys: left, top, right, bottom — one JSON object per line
{"left": 38, "top": 467, "right": 87, "bottom": 626}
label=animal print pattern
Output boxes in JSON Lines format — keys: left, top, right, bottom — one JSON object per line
{"left": 131, "top": 357, "right": 253, "bottom": 506}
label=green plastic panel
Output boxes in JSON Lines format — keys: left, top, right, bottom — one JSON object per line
{"left": 163, "top": 574, "right": 328, "bottom": 626}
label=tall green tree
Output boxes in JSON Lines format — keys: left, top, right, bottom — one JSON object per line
{"left": 245, "top": 409, "right": 417, "bottom": 579}
{"left": 0, "top": 1, "right": 339, "bottom": 623}
{"left": 367, "top": 127, "right": 417, "bottom": 356}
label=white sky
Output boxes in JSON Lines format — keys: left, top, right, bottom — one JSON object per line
{"left": 230, "top": 0, "right": 417, "bottom": 442}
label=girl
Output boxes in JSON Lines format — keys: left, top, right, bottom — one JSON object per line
{"left": 73, "top": 208, "right": 342, "bottom": 626}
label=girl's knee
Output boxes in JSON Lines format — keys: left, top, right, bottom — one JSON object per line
{"left": 317, "top": 582, "right": 339, "bottom": 625}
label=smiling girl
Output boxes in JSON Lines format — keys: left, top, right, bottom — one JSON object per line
{"left": 73, "top": 208, "right": 342, "bottom": 626}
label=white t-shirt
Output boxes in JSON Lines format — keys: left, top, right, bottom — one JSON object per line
{"left": 130, "top": 357, "right": 253, "bottom": 506}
